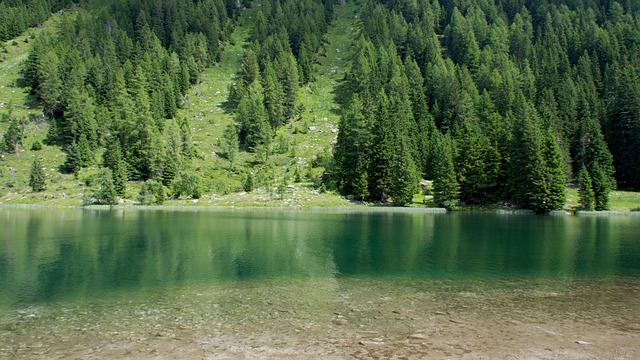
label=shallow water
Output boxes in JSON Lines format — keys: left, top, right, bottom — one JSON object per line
{"left": 1, "top": 207, "right": 639, "bottom": 358}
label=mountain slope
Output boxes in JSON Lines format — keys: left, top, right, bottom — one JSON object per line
{"left": 0, "top": 2, "right": 356, "bottom": 207}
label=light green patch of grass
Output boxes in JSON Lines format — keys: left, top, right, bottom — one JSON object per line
{"left": 608, "top": 190, "right": 640, "bottom": 211}
{"left": 178, "top": 3, "right": 358, "bottom": 205}
{"left": 564, "top": 187, "right": 640, "bottom": 212}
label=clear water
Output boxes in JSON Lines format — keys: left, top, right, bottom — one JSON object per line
{"left": 1, "top": 207, "right": 639, "bottom": 358}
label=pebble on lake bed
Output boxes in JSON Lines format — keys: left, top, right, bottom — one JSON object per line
{"left": 359, "top": 340, "right": 384, "bottom": 346}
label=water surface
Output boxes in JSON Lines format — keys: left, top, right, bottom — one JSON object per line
{"left": 1, "top": 207, "right": 639, "bottom": 358}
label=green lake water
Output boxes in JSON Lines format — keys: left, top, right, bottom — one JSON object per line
{"left": 1, "top": 207, "right": 639, "bottom": 358}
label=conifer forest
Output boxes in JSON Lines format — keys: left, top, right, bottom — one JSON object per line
{"left": 1, "top": 0, "right": 640, "bottom": 212}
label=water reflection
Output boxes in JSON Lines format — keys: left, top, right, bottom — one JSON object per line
{"left": 0, "top": 208, "right": 639, "bottom": 309}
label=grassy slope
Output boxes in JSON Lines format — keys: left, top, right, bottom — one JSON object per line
{"left": 167, "top": 2, "right": 357, "bottom": 207}
{"left": 0, "top": 13, "right": 84, "bottom": 205}
{"left": 1, "top": 4, "right": 639, "bottom": 211}
{"left": 0, "top": 4, "right": 356, "bottom": 207}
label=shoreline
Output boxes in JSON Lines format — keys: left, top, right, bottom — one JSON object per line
{"left": 2, "top": 202, "right": 640, "bottom": 215}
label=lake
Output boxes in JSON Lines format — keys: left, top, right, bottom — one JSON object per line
{"left": 1, "top": 207, "right": 639, "bottom": 359}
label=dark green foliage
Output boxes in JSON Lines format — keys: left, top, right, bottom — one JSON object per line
{"left": 507, "top": 100, "right": 551, "bottom": 213}
{"left": 333, "top": 94, "right": 370, "bottom": 200}
{"left": 432, "top": 133, "right": 460, "bottom": 210}
{"left": 63, "top": 141, "right": 83, "bottom": 175}
{"left": 5, "top": 0, "right": 640, "bottom": 210}
{"left": 0, "top": 0, "right": 51, "bottom": 42}
{"left": 171, "top": 172, "right": 201, "bottom": 199}
{"left": 3, "top": 118, "right": 23, "bottom": 155}
{"left": 221, "top": 123, "right": 239, "bottom": 166}
{"left": 455, "top": 120, "right": 500, "bottom": 204}
{"left": 237, "top": 81, "right": 271, "bottom": 152}
{"left": 542, "top": 129, "right": 567, "bottom": 211}
{"left": 262, "top": 63, "right": 285, "bottom": 129}
{"left": 368, "top": 93, "right": 395, "bottom": 201}
{"left": 137, "top": 179, "right": 165, "bottom": 205}
{"left": 29, "top": 157, "right": 46, "bottom": 192}
{"left": 330, "top": 0, "right": 640, "bottom": 210}
{"left": 93, "top": 169, "right": 118, "bottom": 205}
{"left": 18, "top": 0, "right": 233, "bottom": 188}
{"left": 580, "top": 119, "right": 616, "bottom": 211}
{"left": 112, "top": 160, "right": 128, "bottom": 198}
{"left": 31, "top": 140, "right": 43, "bottom": 151}
{"left": 604, "top": 62, "right": 640, "bottom": 189}
{"left": 243, "top": 173, "right": 253, "bottom": 193}
{"left": 103, "top": 140, "right": 128, "bottom": 197}
{"left": 578, "top": 166, "right": 595, "bottom": 211}
{"left": 390, "top": 137, "right": 418, "bottom": 206}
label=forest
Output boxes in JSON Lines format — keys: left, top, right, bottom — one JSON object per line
{"left": 332, "top": 0, "right": 640, "bottom": 212}
{"left": 1, "top": 0, "right": 640, "bottom": 212}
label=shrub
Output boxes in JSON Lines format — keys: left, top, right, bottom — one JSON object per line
{"left": 137, "top": 179, "right": 165, "bottom": 205}
{"left": 31, "top": 140, "right": 42, "bottom": 151}
{"left": 171, "top": 172, "right": 202, "bottom": 199}
{"left": 92, "top": 169, "right": 118, "bottom": 205}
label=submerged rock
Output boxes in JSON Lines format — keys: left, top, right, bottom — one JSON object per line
{"left": 360, "top": 340, "right": 384, "bottom": 346}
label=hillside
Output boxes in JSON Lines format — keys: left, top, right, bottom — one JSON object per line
{"left": 1, "top": 0, "right": 640, "bottom": 212}
{"left": 0, "top": 1, "right": 355, "bottom": 207}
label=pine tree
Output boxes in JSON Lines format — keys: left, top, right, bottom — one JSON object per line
{"left": 64, "top": 141, "right": 82, "bottom": 175}
{"left": 77, "top": 133, "right": 94, "bottom": 166}
{"left": 334, "top": 94, "right": 370, "bottom": 199}
{"left": 104, "top": 140, "right": 128, "bottom": 197}
{"left": 508, "top": 99, "right": 549, "bottom": 213}
{"left": 368, "top": 92, "right": 394, "bottom": 201}
{"left": 432, "top": 133, "right": 460, "bottom": 210}
{"left": 162, "top": 120, "right": 184, "bottom": 185}
{"left": 37, "top": 50, "right": 63, "bottom": 118}
{"left": 581, "top": 118, "right": 616, "bottom": 211}
{"left": 29, "top": 157, "right": 46, "bottom": 192}
{"left": 112, "top": 159, "right": 128, "bottom": 198}
{"left": 239, "top": 48, "right": 260, "bottom": 88}
{"left": 455, "top": 119, "right": 499, "bottom": 204}
{"left": 390, "top": 137, "right": 418, "bottom": 206}
{"left": 3, "top": 117, "right": 23, "bottom": 156}
{"left": 578, "top": 165, "right": 595, "bottom": 211}
{"left": 221, "top": 123, "right": 239, "bottom": 167}
{"left": 128, "top": 66, "right": 165, "bottom": 180}
{"left": 237, "top": 81, "right": 271, "bottom": 152}
{"left": 93, "top": 169, "right": 118, "bottom": 205}
{"left": 542, "top": 129, "right": 567, "bottom": 211}
{"left": 262, "top": 63, "right": 285, "bottom": 129}
{"left": 276, "top": 52, "right": 299, "bottom": 121}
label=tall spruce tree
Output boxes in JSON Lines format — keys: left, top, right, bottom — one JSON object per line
{"left": 29, "top": 157, "right": 46, "bottom": 192}
{"left": 541, "top": 128, "right": 567, "bottom": 211}
{"left": 432, "top": 132, "right": 460, "bottom": 210}
{"left": 262, "top": 63, "right": 285, "bottom": 129}
{"left": 3, "top": 117, "right": 23, "bottom": 156}
{"left": 237, "top": 81, "right": 271, "bottom": 153}
{"left": 104, "top": 140, "right": 128, "bottom": 197}
{"left": 93, "top": 169, "right": 118, "bottom": 205}
{"left": 578, "top": 165, "right": 595, "bottom": 211}
{"left": 507, "top": 98, "right": 549, "bottom": 213}
{"left": 390, "top": 136, "right": 418, "bottom": 206}
{"left": 455, "top": 119, "right": 500, "bottom": 204}
{"left": 368, "top": 91, "right": 395, "bottom": 201}
{"left": 334, "top": 94, "right": 370, "bottom": 199}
